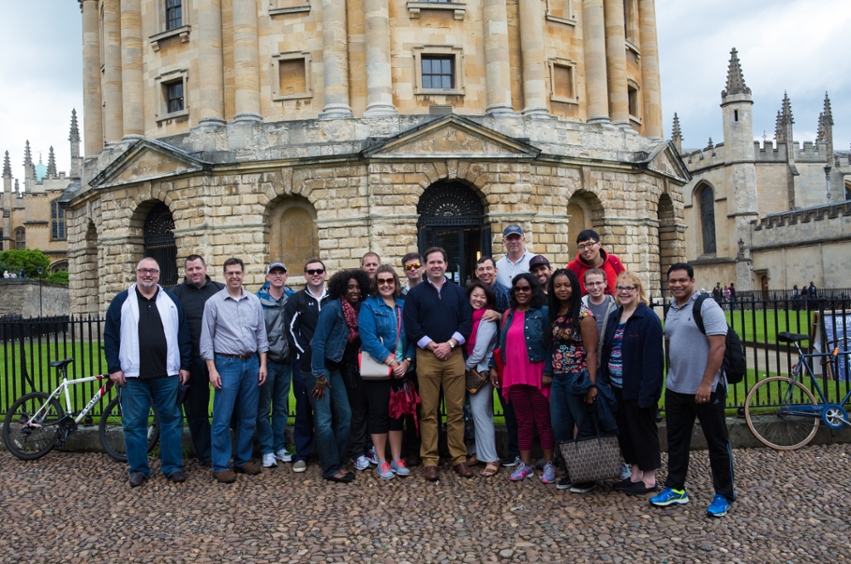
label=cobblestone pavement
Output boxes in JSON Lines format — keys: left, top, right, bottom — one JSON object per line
{"left": 2, "top": 444, "right": 850, "bottom": 564}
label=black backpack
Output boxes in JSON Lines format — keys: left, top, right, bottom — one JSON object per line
{"left": 692, "top": 294, "right": 747, "bottom": 384}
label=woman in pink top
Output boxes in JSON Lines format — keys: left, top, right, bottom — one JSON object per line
{"left": 489, "top": 273, "right": 554, "bottom": 483}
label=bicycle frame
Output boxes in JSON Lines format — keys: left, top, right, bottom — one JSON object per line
{"left": 30, "top": 373, "right": 113, "bottom": 427}
{"left": 784, "top": 341, "right": 850, "bottom": 417}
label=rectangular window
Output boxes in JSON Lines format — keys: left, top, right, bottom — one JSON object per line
{"left": 421, "top": 56, "right": 454, "bottom": 90}
{"left": 553, "top": 65, "right": 574, "bottom": 100}
{"left": 166, "top": 81, "right": 184, "bottom": 114}
{"left": 279, "top": 59, "right": 307, "bottom": 96}
{"left": 51, "top": 201, "right": 66, "bottom": 241}
{"left": 166, "top": 0, "right": 182, "bottom": 31}
{"left": 628, "top": 84, "right": 639, "bottom": 118}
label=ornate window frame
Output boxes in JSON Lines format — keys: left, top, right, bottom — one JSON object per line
{"left": 407, "top": 1, "right": 466, "bottom": 20}
{"left": 154, "top": 67, "right": 190, "bottom": 123}
{"left": 150, "top": 0, "right": 192, "bottom": 51}
{"left": 413, "top": 45, "right": 465, "bottom": 96}
{"left": 548, "top": 58, "right": 579, "bottom": 105}
{"left": 627, "top": 78, "right": 641, "bottom": 125}
{"left": 271, "top": 51, "right": 313, "bottom": 101}
{"left": 545, "top": 0, "right": 576, "bottom": 26}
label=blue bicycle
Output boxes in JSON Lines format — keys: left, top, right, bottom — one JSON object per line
{"left": 744, "top": 332, "right": 850, "bottom": 450}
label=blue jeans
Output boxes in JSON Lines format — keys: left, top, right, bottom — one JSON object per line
{"left": 303, "top": 369, "right": 351, "bottom": 478}
{"left": 257, "top": 360, "right": 292, "bottom": 455}
{"left": 211, "top": 354, "right": 261, "bottom": 472}
{"left": 121, "top": 376, "right": 184, "bottom": 477}
{"left": 291, "top": 362, "right": 314, "bottom": 463}
{"left": 550, "top": 372, "right": 595, "bottom": 444}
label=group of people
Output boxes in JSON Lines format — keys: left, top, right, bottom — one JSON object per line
{"left": 710, "top": 282, "right": 737, "bottom": 311}
{"left": 102, "top": 225, "right": 737, "bottom": 518}
{"left": 2, "top": 270, "right": 26, "bottom": 278}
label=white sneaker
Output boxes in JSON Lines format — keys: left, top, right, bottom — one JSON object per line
{"left": 292, "top": 460, "right": 307, "bottom": 473}
{"left": 352, "top": 455, "right": 370, "bottom": 471}
{"left": 262, "top": 453, "right": 277, "bottom": 468}
{"left": 275, "top": 448, "right": 293, "bottom": 463}
{"left": 366, "top": 447, "right": 379, "bottom": 466}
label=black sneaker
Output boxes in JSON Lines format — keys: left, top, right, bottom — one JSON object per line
{"left": 569, "top": 481, "right": 596, "bottom": 494}
{"left": 556, "top": 476, "right": 572, "bottom": 490}
{"left": 501, "top": 455, "right": 521, "bottom": 467}
{"left": 129, "top": 471, "right": 147, "bottom": 488}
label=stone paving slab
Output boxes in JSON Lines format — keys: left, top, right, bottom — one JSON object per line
{"left": 1, "top": 445, "right": 850, "bottom": 563}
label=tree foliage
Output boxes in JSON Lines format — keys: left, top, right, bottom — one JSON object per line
{"left": 0, "top": 249, "right": 52, "bottom": 278}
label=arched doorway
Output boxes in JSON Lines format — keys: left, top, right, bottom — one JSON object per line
{"left": 267, "top": 196, "right": 319, "bottom": 271}
{"left": 417, "top": 181, "right": 489, "bottom": 285}
{"left": 144, "top": 202, "right": 178, "bottom": 287}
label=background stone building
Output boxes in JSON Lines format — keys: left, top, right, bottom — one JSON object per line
{"left": 1, "top": 111, "right": 81, "bottom": 272}
{"left": 675, "top": 49, "right": 851, "bottom": 293}
{"left": 65, "top": 0, "right": 689, "bottom": 314}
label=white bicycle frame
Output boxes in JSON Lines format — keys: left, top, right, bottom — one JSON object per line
{"left": 28, "top": 374, "right": 111, "bottom": 427}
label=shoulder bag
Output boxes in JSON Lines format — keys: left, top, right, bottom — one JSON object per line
{"left": 358, "top": 307, "right": 401, "bottom": 380}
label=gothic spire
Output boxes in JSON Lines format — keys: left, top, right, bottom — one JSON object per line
{"left": 823, "top": 92, "right": 833, "bottom": 125}
{"left": 14, "top": 179, "right": 20, "bottom": 193}
{"left": 672, "top": 113, "right": 682, "bottom": 142}
{"left": 47, "top": 146, "right": 57, "bottom": 178}
{"left": 69, "top": 109, "right": 81, "bottom": 143}
{"left": 23, "top": 140, "right": 32, "bottom": 167}
{"left": 779, "top": 92, "right": 794, "bottom": 125}
{"left": 2, "top": 151, "right": 10, "bottom": 178}
{"left": 722, "top": 48, "right": 751, "bottom": 97}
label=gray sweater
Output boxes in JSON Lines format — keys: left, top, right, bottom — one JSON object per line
{"left": 465, "top": 319, "right": 498, "bottom": 372}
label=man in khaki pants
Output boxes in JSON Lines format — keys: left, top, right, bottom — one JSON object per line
{"left": 402, "top": 247, "right": 473, "bottom": 481}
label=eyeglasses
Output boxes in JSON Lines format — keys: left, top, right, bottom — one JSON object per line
{"left": 616, "top": 286, "right": 637, "bottom": 293}
{"left": 404, "top": 263, "right": 421, "bottom": 271}
{"left": 586, "top": 281, "right": 605, "bottom": 287}
{"left": 513, "top": 286, "right": 532, "bottom": 293}
{"left": 377, "top": 278, "right": 395, "bottom": 286}
{"left": 136, "top": 268, "right": 159, "bottom": 275}
{"left": 577, "top": 241, "right": 599, "bottom": 251}
{"left": 305, "top": 269, "right": 325, "bottom": 275}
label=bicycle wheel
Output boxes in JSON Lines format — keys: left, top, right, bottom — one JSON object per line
{"left": 99, "top": 396, "right": 161, "bottom": 462}
{"left": 745, "top": 376, "right": 819, "bottom": 450}
{"left": 2, "top": 392, "right": 65, "bottom": 460}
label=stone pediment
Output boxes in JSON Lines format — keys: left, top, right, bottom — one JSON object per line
{"left": 641, "top": 141, "right": 691, "bottom": 184}
{"left": 90, "top": 138, "right": 211, "bottom": 189}
{"left": 363, "top": 114, "right": 540, "bottom": 160}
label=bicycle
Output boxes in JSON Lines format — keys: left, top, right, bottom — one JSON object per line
{"left": 744, "top": 332, "right": 850, "bottom": 450}
{"left": 2, "top": 358, "right": 160, "bottom": 461}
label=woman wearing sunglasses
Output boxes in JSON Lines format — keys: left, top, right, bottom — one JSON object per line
{"left": 599, "top": 271, "right": 664, "bottom": 495}
{"left": 357, "top": 265, "right": 415, "bottom": 479}
{"left": 489, "top": 273, "right": 554, "bottom": 483}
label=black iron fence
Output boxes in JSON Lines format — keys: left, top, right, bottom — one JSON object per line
{"left": 1, "top": 297, "right": 849, "bottom": 418}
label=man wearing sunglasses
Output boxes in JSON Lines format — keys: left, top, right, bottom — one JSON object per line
{"left": 400, "top": 252, "right": 424, "bottom": 296}
{"left": 567, "top": 229, "right": 625, "bottom": 296}
{"left": 283, "top": 258, "right": 330, "bottom": 473}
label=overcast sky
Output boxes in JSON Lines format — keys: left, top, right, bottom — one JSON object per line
{"left": 0, "top": 0, "right": 848, "bottom": 184}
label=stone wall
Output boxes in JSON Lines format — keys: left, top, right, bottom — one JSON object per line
{"left": 0, "top": 279, "right": 70, "bottom": 317}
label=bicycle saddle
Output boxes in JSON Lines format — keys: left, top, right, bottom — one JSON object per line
{"left": 49, "top": 358, "right": 74, "bottom": 370}
{"left": 777, "top": 332, "right": 808, "bottom": 343}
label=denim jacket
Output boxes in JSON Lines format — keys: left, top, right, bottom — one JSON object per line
{"left": 358, "top": 296, "right": 415, "bottom": 363}
{"left": 310, "top": 299, "right": 354, "bottom": 377}
{"left": 489, "top": 306, "right": 549, "bottom": 368}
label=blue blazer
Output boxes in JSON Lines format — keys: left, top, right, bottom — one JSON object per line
{"left": 599, "top": 302, "right": 664, "bottom": 408}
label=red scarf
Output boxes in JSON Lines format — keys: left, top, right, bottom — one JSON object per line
{"left": 340, "top": 299, "right": 359, "bottom": 342}
{"left": 466, "top": 307, "right": 489, "bottom": 356}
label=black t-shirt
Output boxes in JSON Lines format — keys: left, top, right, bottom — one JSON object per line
{"left": 137, "top": 288, "right": 169, "bottom": 379}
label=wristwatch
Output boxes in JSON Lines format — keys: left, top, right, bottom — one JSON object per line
{"left": 448, "top": 341, "right": 456, "bottom": 349}
{"left": 405, "top": 357, "right": 413, "bottom": 363}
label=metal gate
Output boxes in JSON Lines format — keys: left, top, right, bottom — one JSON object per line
{"left": 144, "top": 202, "right": 178, "bottom": 288}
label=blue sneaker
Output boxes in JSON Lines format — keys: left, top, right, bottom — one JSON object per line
{"left": 541, "top": 462, "right": 557, "bottom": 484}
{"left": 509, "top": 462, "right": 534, "bottom": 481}
{"left": 376, "top": 461, "right": 396, "bottom": 480}
{"left": 650, "top": 487, "right": 689, "bottom": 507}
{"left": 706, "top": 494, "right": 730, "bottom": 518}
{"left": 619, "top": 463, "right": 631, "bottom": 481}
{"left": 390, "top": 459, "right": 411, "bottom": 477}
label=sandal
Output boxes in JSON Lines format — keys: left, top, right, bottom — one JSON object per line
{"left": 481, "top": 463, "right": 500, "bottom": 477}
{"left": 466, "top": 455, "right": 482, "bottom": 467}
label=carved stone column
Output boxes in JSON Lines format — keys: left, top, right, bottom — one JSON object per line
{"left": 120, "top": 0, "right": 144, "bottom": 137}
{"left": 320, "top": 0, "right": 353, "bottom": 118}
{"left": 582, "top": 0, "right": 609, "bottom": 123}
{"left": 103, "top": 0, "right": 123, "bottom": 144}
{"left": 197, "top": 0, "right": 226, "bottom": 126}
{"left": 638, "top": 0, "right": 662, "bottom": 138}
{"left": 518, "top": 0, "right": 547, "bottom": 117}
{"left": 81, "top": 0, "right": 104, "bottom": 154}
{"left": 603, "top": 0, "right": 628, "bottom": 124}
{"left": 233, "top": 0, "right": 262, "bottom": 122}
{"left": 483, "top": 0, "right": 513, "bottom": 115}
{"left": 364, "top": 0, "right": 396, "bottom": 117}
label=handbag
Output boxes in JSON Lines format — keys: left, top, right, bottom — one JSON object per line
{"left": 358, "top": 306, "right": 402, "bottom": 380}
{"left": 558, "top": 406, "right": 621, "bottom": 483}
{"left": 465, "top": 368, "right": 488, "bottom": 394}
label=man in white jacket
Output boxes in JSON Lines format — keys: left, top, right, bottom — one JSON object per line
{"left": 104, "top": 258, "right": 191, "bottom": 488}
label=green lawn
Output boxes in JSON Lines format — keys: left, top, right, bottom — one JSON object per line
{"left": 725, "top": 309, "right": 813, "bottom": 345}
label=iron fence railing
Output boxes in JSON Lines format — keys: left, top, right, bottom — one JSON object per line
{"left": 1, "top": 297, "right": 849, "bottom": 419}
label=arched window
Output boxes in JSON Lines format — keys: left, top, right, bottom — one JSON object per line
{"left": 698, "top": 184, "right": 716, "bottom": 255}
{"left": 51, "top": 200, "right": 66, "bottom": 240}
{"left": 268, "top": 197, "right": 319, "bottom": 271}
{"left": 14, "top": 227, "right": 26, "bottom": 250}
{"left": 144, "top": 202, "right": 178, "bottom": 287}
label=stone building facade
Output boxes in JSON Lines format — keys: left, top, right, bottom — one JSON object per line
{"left": 65, "top": 0, "right": 689, "bottom": 314}
{"left": 675, "top": 49, "right": 851, "bottom": 293}
{"left": 1, "top": 111, "right": 81, "bottom": 272}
